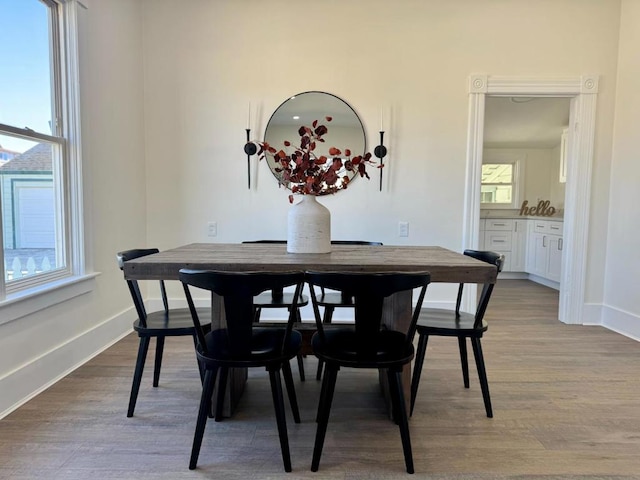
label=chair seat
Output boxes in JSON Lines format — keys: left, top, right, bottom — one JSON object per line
{"left": 314, "top": 291, "right": 354, "bottom": 307}
{"left": 133, "top": 307, "right": 211, "bottom": 336}
{"left": 416, "top": 308, "right": 488, "bottom": 336}
{"left": 312, "top": 329, "right": 414, "bottom": 369}
{"left": 198, "top": 328, "right": 302, "bottom": 367}
{"left": 252, "top": 292, "right": 309, "bottom": 309}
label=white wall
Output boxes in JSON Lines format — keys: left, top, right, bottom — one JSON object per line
{"left": 602, "top": 0, "right": 640, "bottom": 339}
{"left": 0, "top": 0, "right": 146, "bottom": 416}
{"left": 141, "top": 0, "right": 620, "bottom": 309}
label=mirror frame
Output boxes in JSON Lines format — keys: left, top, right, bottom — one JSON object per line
{"left": 263, "top": 91, "right": 367, "bottom": 194}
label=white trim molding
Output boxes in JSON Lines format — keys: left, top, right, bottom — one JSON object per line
{"left": 465, "top": 74, "right": 599, "bottom": 325}
{"left": 600, "top": 305, "right": 640, "bottom": 342}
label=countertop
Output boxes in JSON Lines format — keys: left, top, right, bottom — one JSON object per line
{"left": 481, "top": 209, "right": 564, "bottom": 222}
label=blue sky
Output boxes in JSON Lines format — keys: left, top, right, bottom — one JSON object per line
{"left": 0, "top": 0, "right": 52, "bottom": 153}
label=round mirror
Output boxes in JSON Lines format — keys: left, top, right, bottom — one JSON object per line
{"left": 263, "top": 91, "right": 366, "bottom": 194}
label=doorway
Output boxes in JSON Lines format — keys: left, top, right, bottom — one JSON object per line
{"left": 463, "top": 75, "right": 599, "bottom": 325}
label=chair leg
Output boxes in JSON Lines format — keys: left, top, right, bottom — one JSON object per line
{"left": 127, "top": 336, "right": 150, "bottom": 417}
{"left": 315, "top": 361, "right": 328, "bottom": 423}
{"left": 268, "top": 366, "right": 292, "bottom": 472}
{"left": 192, "top": 335, "right": 205, "bottom": 384}
{"left": 386, "top": 368, "right": 400, "bottom": 425}
{"left": 189, "top": 367, "right": 217, "bottom": 470}
{"left": 214, "top": 367, "right": 229, "bottom": 421}
{"left": 296, "top": 354, "right": 306, "bottom": 382}
{"left": 458, "top": 336, "right": 470, "bottom": 388}
{"left": 315, "top": 307, "right": 335, "bottom": 381}
{"left": 293, "top": 307, "right": 306, "bottom": 382}
{"left": 311, "top": 364, "right": 338, "bottom": 472}
{"left": 471, "top": 337, "right": 493, "bottom": 418}
{"left": 388, "top": 368, "right": 414, "bottom": 474}
{"left": 281, "top": 360, "right": 301, "bottom": 423}
{"left": 315, "top": 359, "right": 324, "bottom": 381}
{"left": 410, "top": 332, "right": 429, "bottom": 416}
{"left": 153, "top": 336, "right": 165, "bottom": 388}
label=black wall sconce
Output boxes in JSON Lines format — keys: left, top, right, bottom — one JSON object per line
{"left": 244, "top": 128, "right": 257, "bottom": 189}
{"left": 374, "top": 131, "right": 387, "bottom": 191}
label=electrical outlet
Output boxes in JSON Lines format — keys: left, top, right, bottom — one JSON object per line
{"left": 398, "top": 221, "right": 409, "bottom": 237}
{"left": 207, "top": 222, "right": 217, "bottom": 237}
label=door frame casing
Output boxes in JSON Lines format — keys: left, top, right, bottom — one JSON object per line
{"left": 463, "top": 74, "right": 599, "bottom": 324}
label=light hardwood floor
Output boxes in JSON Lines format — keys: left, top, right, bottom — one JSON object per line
{"left": 1, "top": 280, "right": 639, "bottom": 479}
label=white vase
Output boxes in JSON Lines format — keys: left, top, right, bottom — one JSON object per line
{"left": 287, "top": 195, "right": 331, "bottom": 254}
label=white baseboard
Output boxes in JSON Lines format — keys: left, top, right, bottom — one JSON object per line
{"left": 150, "top": 297, "right": 456, "bottom": 322}
{"left": 526, "top": 273, "right": 560, "bottom": 290}
{"left": 600, "top": 304, "right": 640, "bottom": 342}
{"left": 497, "top": 272, "right": 528, "bottom": 280}
{"left": 0, "top": 308, "right": 133, "bottom": 420}
{"left": 581, "top": 303, "right": 603, "bottom": 326}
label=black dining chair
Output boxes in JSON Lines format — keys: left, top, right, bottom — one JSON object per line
{"left": 242, "top": 240, "right": 310, "bottom": 381}
{"left": 179, "top": 269, "right": 305, "bottom": 472}
{"left": 313, "top": 241, "right": 383, "bottom": 380}
{"left": 410, "top": 249, "right": 504, "bottom": 418}
{"left": 117, "top": 248, "right": 211, "bottom": 417}
{"left": 306, "top": 270, "right": 431, "bottom": 474}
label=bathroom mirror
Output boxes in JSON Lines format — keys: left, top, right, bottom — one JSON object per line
{"left": 263, "top": 91, "right": 366, "bottom": 194}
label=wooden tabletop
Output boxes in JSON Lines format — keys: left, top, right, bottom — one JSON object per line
{"left": 122, "top": 243, "right": 497, "bottom": 284}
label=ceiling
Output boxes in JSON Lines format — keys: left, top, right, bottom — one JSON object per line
{"left": 483, "top": 96, "right": 571, "bottom": 148}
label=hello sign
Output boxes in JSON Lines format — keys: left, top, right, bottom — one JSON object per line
{"left": 519, "top": 200, "right": 557, "bottom": 217}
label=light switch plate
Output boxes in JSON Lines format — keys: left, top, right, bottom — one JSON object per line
{"left": 398, "top": 221, "right": 409, "bottom": 237}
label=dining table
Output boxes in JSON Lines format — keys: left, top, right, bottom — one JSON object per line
{"left": 122, "top": 243, "right": 498, "bottom": 417}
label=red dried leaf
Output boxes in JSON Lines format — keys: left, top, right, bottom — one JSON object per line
{"left": 257, "top": 115, "right": 374, "bottom": 200}
{"left": 324, "top": 169, "right": 338, "bottom": 185}
{"left": 314, "top": 125, "right": 328, "bottom": 137}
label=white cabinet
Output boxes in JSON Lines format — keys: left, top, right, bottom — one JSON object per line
{"left": 511, "top": 219, "right": 527, "bottom": 272}
{"left": 480, "top": 218, "right": 527, "bottom": 272}
{"left": 546, "top": 235, "right": 563, "bottom": 282}
{"left": 525, "top": 220, "right": 563, "bottom": 283}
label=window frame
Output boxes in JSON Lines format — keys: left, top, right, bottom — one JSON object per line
{"left": 0, "top": 0, "right": 87, "bottom": 310}
{"left": 480, "top": 153, "right": 525, "bottom": 210}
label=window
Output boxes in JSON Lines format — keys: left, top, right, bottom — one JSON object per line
{"left": 0, "top": 0, "right": 83, "bottom": 301}
{"left": 481, "top": 157, "right": 523, "bottom": 209}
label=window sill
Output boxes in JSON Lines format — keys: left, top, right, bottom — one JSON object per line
{"left": 0, "top": 273, "right": 100, "bottom": 326}
{"left": 481, "top": 203, "right": 518, "bottom": 209}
